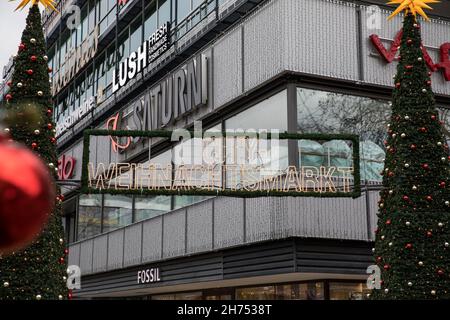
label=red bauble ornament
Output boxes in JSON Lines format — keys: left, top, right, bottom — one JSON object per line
{"left": 48, "top": 67, "right": 52, "bottom": 73}
{"left": 31, "top": 142, "right": 38, "bottom": 149}
{"left": 386, "top": 219, "right": 391, "bottom": 225}
{"left": 47, "top": 123, "right": 53, "bottom": 130}
{"left": 64, "top": 248, "right": 69, "bottom": 255}
{"left": 6, "top": 81, "right": 12, "bottom": 87}
{"left": 405, "top": 243, "right": 413, "bottom": 249}
{"left": 0, "top": 136, "right": 55, "bottom": 253}
{"left": 407, "top": 39, "right": 413, "bottom": 45}
{"left": 50, "top": 137, "right": 57, "bottom": 144}
{"left": 26, "top": 69, "right": 33, "bottom": 75}
{"left": 395, "top": 82, "right": 401, "bottom": 88}
{"left": 426, "top": 195, "right": 433, "bottom": 202}
{"left": 68, "top": 290, "right": 73, "bottom": 300}
{"left": 59, "top": 257, "right": 65, "bottom": 264}
{"left": 47, "top": 109, "right": 53, "bottom": 116}
{"left": 383, "top": 264, "right": 390, "bottom": 270}
{"left": 18, "top": 43, "right": 25, "bottom": 51}
{"left": 437, "top": 269, "right": 445, "bottom": 276}
{"left": 426, "top": 231, "right": 433, "bottom": 237}
{"left": 419, "top": 127, "right": 427, "bottom": 133}
{"left": 410, "top": 144, "right": 417, "bottom": 150}
{"left": 388, "top": 171, "right": 394, "bottom": 177}
{"left": 403, "top": 195, "right": 409, "bottom": 201}
{"left": 426, "top": 80, "right": 432, "bottom": 86}
{"left": 30, "top": 55, "right": 37, "bottom": 62}
{"left": 57, "top": 194, "right": 65, "bottom": 202}
{"left": 376, "top": 256, "right": 382, "bottom": 262}
{"left": 405, "top": 65, "right": 413, "bottom": 70}
{"left": 440, "top": 182, "right": 446, "bottom": 188}
{"left": 422, "top": 163, "right": 429, "bottom": 170}
{"left": 431, "top": 114, "right": 437, "bottom": 120}
{"left": 5, "top": 94, "right": 12, "bottom": 101}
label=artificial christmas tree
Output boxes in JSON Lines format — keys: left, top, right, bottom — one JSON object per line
{"left": 0, "top": 4, "right": 68, "bottom": 300}
{"left": 372, "top": 3, "right": 450, "bottom": 299}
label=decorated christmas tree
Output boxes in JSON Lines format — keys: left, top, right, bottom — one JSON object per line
{"left": 0, "top": 4, "right": 68, "bottom": 300}
{"left": 372, "top": 1, "right": 450, "bottom": 299}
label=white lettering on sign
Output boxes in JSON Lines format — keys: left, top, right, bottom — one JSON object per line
{"left": 56, "top": 96, "right": 96, "bottom": 137}
{"left": 137, "top": 268, "right": 161, "bottom": 284}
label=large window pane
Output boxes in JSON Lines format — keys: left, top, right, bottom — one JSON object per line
{"left": 177, "top": 0, "right": 190, "bottom": 22}
{"left": 78, "top": 194, "right": 102, "bottom": 240}
{"left": 103, "top": 195, "right": 133, "bottom": 232}
{"left": 158, "top": 0, "right": 171, "bottom": 25}
{"left": 236, "top": 286, "right": 276, "bottom": 300}
{"left": 329, "top": 282, "right": 369, "bottom": 300}
{"left": 297, "top": 87, "right": 390, "bottom": 183}
{"left": 144, "top": 2, "right": 157, "bottom": 40}
{"left": 275, "top": 282, "right": 324, "bottom": 300}
{"left": 135, "top": 196, "right": 171, "bottom": 222}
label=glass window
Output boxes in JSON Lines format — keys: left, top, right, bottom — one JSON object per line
{"left": 135, "top": 196, "right": 171, "bottom": 222}
{"left": 275, "top": 282, "right": 324, "bottom": 300}
{"left": 297, "top": 87, "right": 390, "bottom": 182}
{"left": 236, "top": 286, "right": 276, "bottom": 300}
{"left": 144, "top": 2, "right": 157, "bottom": 40}
{"left": 77, "top": 194, "right": 102, "bottom": 240}
{"left": 329, "top": 282, "right": 369, "bottom": 300}
{"left": 158, "top": 0, "right": 171, "bottom": 25}
{"left": 130, "top": 17, "right": 143, "bottom": 53}
{"left": 103, "top": 195, "right": 133, "bottom": 232}
{"left": 177, "top": 0, "right": 191, "bottom": 22}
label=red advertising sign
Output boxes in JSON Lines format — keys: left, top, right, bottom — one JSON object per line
{"left": 58, "top": 155, "right": 76, "bottom": 180}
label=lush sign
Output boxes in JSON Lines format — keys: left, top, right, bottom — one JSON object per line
{"left": 113, "top": 22, "right": 171, "bottom": 93}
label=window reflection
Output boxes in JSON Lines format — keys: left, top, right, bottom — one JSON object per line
{"left": 297, "top": 88, "right": 390, "bottom": 182}
{"left": 329, "top": 282, "right": 369, "bottom": 300}
{"left": 103, "top": 195, "right": 133, "bottom": 232}
{"left": 77, "top": 194, "right": 102, "bottom": 240}
{"left": 135, "top": 196, "right": 171, "bottom": 222}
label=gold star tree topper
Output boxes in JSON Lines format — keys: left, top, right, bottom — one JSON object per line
{"left": 387, "top": 0, "right": 439, "bottom": 21}
{"left": 10, "top": 0, "right": 58, "bottom": 11}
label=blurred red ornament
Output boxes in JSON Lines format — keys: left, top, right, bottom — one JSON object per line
{"left": 407, "top": 39, "right": 413, "bottom": 45}
{"left": 30, "top": 55, "right": 37, "bottom": 62}
{"left": 47, "top": 123, "right": 53, "bottom": 130}
{"left": 419, "top": 127, "right": 427, "bottom": 133}
{"left": 31, "top": 142, "right": 38, "bottom": 149}
{"left": 64, "top": 248, "right": 69, "bottom": 255}
{"left": 426, "top": 80, "right": 432, "bottom": 86}
{"left": 5, "top": 94, "right": 12, "bottom": 101}
{"left": 405, "top": 65, "right": 413, "bottom": 70}
{"left": 426, "top": 195, "right": 433, "bottom": 201}
{"left": 437, "top": 269, "right": 445, "bottom": 276}
{"left": 427, "top": 231, "right": 433, "bottom": 237}
{"left": 6, "top": 81, "right": 12, "bottom": 87}
{"left": 46, "top": 109, "right": 53, "bottom": 116}
{"left": 422, "top": 163, "right": 429, "bottom": 170}
{"left": 68, "top": 290, "right": 73, "bottom": 300}
{"left": 26, "top": 69, "right": 33, "bottom": 75}
{"left": 395, "top": 82, "right": 401, "bottom": 88}
{"left": 405, "top": 243, "right": 412, "bottom": 249}
{"left": 431, "top": 114, "right": 436, "bottom": 120}
{"left": 410, "top": 144, "right": 417, "bottom": 150}
{"left": 384, "top": 264, "right": 390, "bottom": 270}
{"left": 388, "top": 171, "right": 394, "bottom": 177}
{"left": 0, "top": 136, "right": 55, "bottom": 254}
{"left": 440, "top": 182, "right": 446, "bottom": 188}
{"left": 59, "top": 257, "right": 65, "bottom": 264}
{"left": 50, "top": 137, "right": 57, "bottom": 144}
{"left": 386, "top": 219, "right": 391, "bottom": 225}
{"left": 403, "top": 195, "right": 409, "bottom": 201}
{"left": 18, "top": 43, "right": 25, "bottom": 51}
{"left": 376, "top": 256, "right": 382, "bottom": 262}
{"left": 48, "top": 67, "right": 52, "bottom": 73}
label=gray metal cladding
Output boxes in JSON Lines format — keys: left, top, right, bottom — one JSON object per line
{"left": 68, "top": 242, "right": 80, "bottom": 269}
{"left": 107, "top": 229, "right": 125, "bottom": 271}
{"left": 79, "top": 239, "right": 94, "bottom": 275}
{"left": 284, "top": 0, "right": 359, "bottom": 81}
{"left": 162, "top": 209, "right": 187, "bottom": 258}
{"left": 186, "top": 201, "right": 213, "bottom": 254}
{"left": 142, "top": 216, "right": 163, "bottom": 262}
{"left": 124, "top": 224, "right": 143, "bottom": 267}
{"left": 213, "top": 26, "right": 243, "bottom": 108}
{"left": 92, "top": 235, "right": 108, "bottom": 273}
{"left": 213, "top": 197, "right": 245, "bottom": 249}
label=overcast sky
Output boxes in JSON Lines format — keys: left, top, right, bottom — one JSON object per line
{"left": 0, "top": 2, "right": 29, "bottom": 76}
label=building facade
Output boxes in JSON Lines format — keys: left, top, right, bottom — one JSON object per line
{"left": 40, "top": 0, "right": 450, "bottom": 299}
